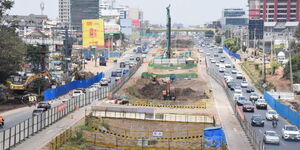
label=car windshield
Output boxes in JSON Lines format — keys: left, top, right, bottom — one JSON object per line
{"left": 286, "top": 126, "right": 298, "bottom": 131}
{"left": 74, "top": 91, "right": 81, "bottom": 93}
{"left": 257, "top": 100, "right": 265, "bottom": 103}
{"left": 268, "top": 111, "right": 277, "bottom": 114}
{"left": 244, "top": 102, "right": 252, "bottom": 105}
{"left": 33, "top": 109, "right": 43, "bottom": 113}
{"left": 266, "top": 132, "right": 277, "bottom": 136}
{"left": 239, "top": 97, "right": 246, "bottom": 101}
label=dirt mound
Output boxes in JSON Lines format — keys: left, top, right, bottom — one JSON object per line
{"left": 137, "top": 82, "right": 207, "bottom": 100}
{"left": 138, "top": 83, "right": 165, "bottom": 99}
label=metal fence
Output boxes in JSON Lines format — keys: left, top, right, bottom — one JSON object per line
{"left": 153, "top": 58, "right": 186, "bottom": 64}
{"left": 0, "top": 59, "right": 143, "bottom": 150}
{"left": 205, "top": 57, "right": 265, "bottom": 150}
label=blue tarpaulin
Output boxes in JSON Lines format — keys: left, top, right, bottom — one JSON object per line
{"left": 102, "top": 52, "right": 122, "bottom": 58}
{"left": 223, "top": 47, "right": 241, "bottom": 59}
{"left": 264, "top": 91, "right": 300, "bottom": 128}
{"left": 204, "top": 126, "right": 227, "bottom": 149}
{"left": 43, "top": 73, "right": 103, "bottom": 101}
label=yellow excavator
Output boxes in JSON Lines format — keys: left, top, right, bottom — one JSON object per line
{"left": 6, "top": 71, "right": 53, "bottom": 91}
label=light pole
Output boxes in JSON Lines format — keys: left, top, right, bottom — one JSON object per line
{"left": 285, "top": 30, "right": 294, "bottom": 92}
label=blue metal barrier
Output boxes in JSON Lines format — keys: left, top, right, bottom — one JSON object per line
{"left": 264, "top": 91, "right": 300, "bottom": 128}
{"left": 43, "top": 73, "right": 103, "bottom": 101}
{"left": 223, "top": 47, "right": 241, "bottom": 59}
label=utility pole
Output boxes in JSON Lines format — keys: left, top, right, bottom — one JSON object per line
{"left": 286, "top": 30, "right": 294, "bottom": 91}
{"left": 240, "top": 28, "right": 243, "bottom": 52}
{"left": 263, "top": 38, "right": 266, "bottom": 84}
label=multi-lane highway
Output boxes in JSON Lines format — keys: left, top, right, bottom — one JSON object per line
{"left": 0, "top": 46, "right": 145, "bottom": 131}
{"left": 201, "top": 41, "right": 300, "bottom": 150}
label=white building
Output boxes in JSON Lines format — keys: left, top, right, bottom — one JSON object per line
{"left": 58, "top": 0, "right": 70, "bottom": 27}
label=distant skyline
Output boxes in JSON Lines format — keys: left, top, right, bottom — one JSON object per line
{"left": 9, "top": 0, "right": 248, "bottom": 26}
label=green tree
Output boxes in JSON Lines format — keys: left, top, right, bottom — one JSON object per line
{"left": 215, "top": 35, "right": 222, "bottom": 44}
{"left": 270, "top": 61, "right": 280, "bottom": 75}
{"left": 224, "top": 38, "right": 240, "bottom": 53}
{"left": 0, "top": 1, "right": 26, "bottom": 83}
{"left": 284, "top": 52, "right": 300, "bottom": 83}
{"left": 205, "top": 30, "right": 215, "bottom": 37}
{"left": 26, "top": 44, "right": 43, "bottom": 73}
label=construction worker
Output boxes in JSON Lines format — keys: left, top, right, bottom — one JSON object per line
{"left": 0, "top": 115, "right": 4, "bottom": 127}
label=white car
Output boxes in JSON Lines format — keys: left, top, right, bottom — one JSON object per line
{"left": 216, "top": 63, "right": 221, "bottom": 67}
{"left": 241, "top": 81, "right": 248, "bottom": 88}
{"left": 225, "top": 63, "right": 231, "bottom": 68}
{"left": 236, "top": 72, "right": 244, "bottom": 79}
{"left": 72, "top": 90, "right": 84, "bottom": 97}
{"left": 263, "top": 131, "right": 280, "bottom": 145}
{"left": 265, "top": 110, "right": 279, "bottom": 120}
{"left": 232, "top": 69, "right": 237, "bottom": 74}
{"left": 219, "top": 66, "right": 225, "bottom": 73}
{"left": 210, "top": 59, "right": 216, "bottom": 63}
{"left": 281, "top": 125, "right": 300, "bottom": 141}
{"left": 234, "top": 86, "right": 242, "bottom": 93}
{"left": 233, "top": 92, "right": 243, "bottom": 101}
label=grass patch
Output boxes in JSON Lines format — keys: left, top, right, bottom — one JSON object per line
{"left": 141, "top": 72, "right": 198, "bottom": 79}
{"left": 149, "top": 63, "right": 197, "bottom": 70}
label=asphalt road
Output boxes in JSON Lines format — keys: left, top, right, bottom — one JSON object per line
{"left": 201, "top": 43, "right": 300, "bottom": 150}
{"left": 0, "top": 47, "right": 145, "bottom": 131}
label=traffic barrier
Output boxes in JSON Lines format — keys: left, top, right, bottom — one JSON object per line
{"left": 131, "top": 103, "right": 206, "bottom": 109}
{"left": 90, "top": 126, "right": 202, "bottom": 141}
{"left": 223, "top": 47, "right": 241, "bottom": 60}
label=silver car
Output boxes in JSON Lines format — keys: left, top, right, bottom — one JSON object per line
{"left": 263, "top": 131, "right": 280, "bottom": 145}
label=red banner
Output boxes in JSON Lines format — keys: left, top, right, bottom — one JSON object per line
{"left": 132, "top": 19, "right": 140, "bottom": 28}
{"left": 249, "top": 9, "right": 260, "bottom": 19}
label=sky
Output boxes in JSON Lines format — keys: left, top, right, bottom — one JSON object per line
{"left": 9, "top": 0, "right": 248, "bottom": 26}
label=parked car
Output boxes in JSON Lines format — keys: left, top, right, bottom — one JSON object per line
{"left": 265, "top": 110, "right": 279, "bottom": 121}
{"left": 263, "top": 131, "right": 280, "bottom": 145}
{"left": 251, "top": 114, "right": 264, "bottom": 127}
{"left": 32, "top": 108, "right": 46, "bottom": 116}
{"left": 242, "top": 101, "right": 255, "bottom": 112}
{"left": 255, "top": 99, "right": 268, "bottom": 109}
{"left": 281, "top": 125, "right": 300, "bottom": 141}
{"left": 240, "top": 81, "right": 248, "bottom": 88}
{"left": 249, "top": 93, "right": 259, "bottom": 101}
{"left": 37, "top": 102, "right": 51, "bottom": 111}
{"left": 236, "top": 96, "right": 247, "bottom": 106}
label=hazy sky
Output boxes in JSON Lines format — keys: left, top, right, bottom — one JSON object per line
{"left": 9, "top": 0, "right": 247, "bottom": 25}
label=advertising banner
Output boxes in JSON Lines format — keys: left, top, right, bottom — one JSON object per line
{"left": 82, "top": 19, "right": 105, "bottom": 46}
{"left": 132, "top": 19, "right": 140, "bottom": 28}
{"left": 120, "top": 19, "right": 132, "bottom": 35}
{"left": 104, "top": 23, "right": 121, "bottom": 34}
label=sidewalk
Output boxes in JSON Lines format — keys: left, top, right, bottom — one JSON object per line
{"left": 201, "top": 52, "right": 253, "bottom": 150}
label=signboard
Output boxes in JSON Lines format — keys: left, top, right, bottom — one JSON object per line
{"left": 120, "top": 19, "right": 132, "bottom": 35}
{"left": 132, "top": 19, "right": 140, "bottom": 28}
{"left": 104, "top": 23, "right": 121, "bottom": 34}
{"left": 152, "top": 131, "right": 163, "bottom": 137}
{"left": 249, "top": 9, "right": 260, "bottom": 19}
{"left": 101, "top": 9, "right": 120, "bottom": 16}
{"left": 82, "top": 19, "right": 105, "bottom": 46}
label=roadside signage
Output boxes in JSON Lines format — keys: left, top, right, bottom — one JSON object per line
{"left": 152, "top": 131, "right": 163, "bottom": 137}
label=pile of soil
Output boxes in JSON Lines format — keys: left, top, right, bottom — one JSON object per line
{"left": 138, "top": 83, "right": 165, "bottom": 99}
{"left": 137, "top": 82, "right": 207, "bottom": 100}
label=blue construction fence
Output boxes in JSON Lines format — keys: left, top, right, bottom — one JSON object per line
{"left": 101, "top": 52, "right": 122, "bottom": 58}
{"left": 264, "top": 91, "right": 300, "bottom": 128}
{"left": 223, "top": 47, "right": 241, "bottom": 59}
{"left": 43, "top": 73, "right": 103, "bottom": 101}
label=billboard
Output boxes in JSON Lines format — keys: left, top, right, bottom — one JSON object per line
{"left": 132, "top": 19, "right": 140, "bottom": 28}
{"left": 120, "top": 19, "right": 132, "bottom": 35}
{"left": 104, "top": 23, "right": 121, "bottom": 34}
{"left": 249, "top": 19, "right": 264, "bottom": 40}
{"left": 249, "top": 9, "right": 260, "bottom": 19}
{"left": 82, "top": 19, "right": 105, "bottom": 46}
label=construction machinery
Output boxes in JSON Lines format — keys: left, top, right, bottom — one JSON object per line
{"left": 6, "top": 71, "right": 53, "bottom": 91}
{"left": 162, "top": 80, "right": 176, "bottom": 100}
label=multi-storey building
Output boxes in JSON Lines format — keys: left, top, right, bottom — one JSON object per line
{"left": 221, "top": 8, "right": 248, "bottom": 26}
{"left": 249, "top": 0, "right": 300, "bottom": 22}
{"left": 58, "top": 0, "right": 70, "bottom": 27}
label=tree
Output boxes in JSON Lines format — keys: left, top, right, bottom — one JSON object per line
{"left": 26, "top": 44, "right": 42, "bottom": 73}
{"left": 0, "top": 1, "right": 26, "bottom": 83}
{"left": 215, "top": 36, "right": 222, "bottom": 44}
{"left": 284, "top": 52, "right": 300, "bottom": 83}
{"left": 224, "top": 38, "right": 240, "bottom": 53}
{"left": 205, "top": 30, "right": 215, "bottom": 37}
{"left": 270, "top": 61, "right": 280, "bottom": 75}
{"left": 0, "top": 27, "right": 26, "bottom": 83}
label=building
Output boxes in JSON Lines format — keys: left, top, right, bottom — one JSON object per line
{"left": 249, "top": 0, "right": 300, "bottom": 22}
{"left": 59, "top": 0, "right": 70, "bottom": 27}
{"left": 221, "top": 8, "right": 248, "bottom": 26}
{"left": 70, "top": 0, "right": 100, "bottom": 30}
{"left": 5, "top": 14, "right": 48, "bottom": 30}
